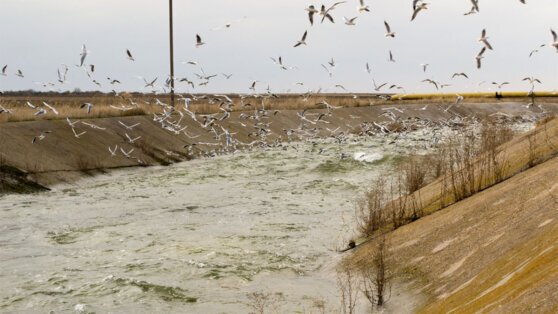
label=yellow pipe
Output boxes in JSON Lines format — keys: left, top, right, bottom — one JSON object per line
{"left": 390, "top": 91, "right": 558, "bottom": 101}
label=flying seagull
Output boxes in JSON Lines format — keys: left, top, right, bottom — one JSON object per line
{"left": 365, "top": 62, "right": 371, "bottom": 74}
{"left": 388, "top": 50, "right": 395, "bottom": 62}
{"left": 120, "top": 147, "right": 134, "bottom": 158}
{"left": 452, "top": 72, "right": 469, "bottom": 79}
{"left": 470, "top": 0, "right": 480, "bottom": 12}
{"left": 1, "top": 65, "right": 6, "bottom": 76}
{"left": 195, "top": 34, "right": 205, "bottom": 47}
{"left": 344, "top": 16, "right": 358, "bottom": 26}
{"left": 373, "top": 79, "right": 387, "bottom": 91}
{"left": 421, "top": 63, "right": 429, "bottom": 72}
{"left": 422, "top": 78, "right": 439, "bottom": 90}
{"left": 126, "top": 49, "right": 135, "bottom": 61}
{"left": 522, "top": 76, "right": 542, "bottom": 85}
{"left": 491, "top": 81, "right": 510, "bottom": 89}
{"left": 464, "top": 6, "right": 478, "bottom": 15}
{"left": 358, "top": 0, "right": 370, "bottom": 12}
{"left": 305, "top": 5, "right": 318, "bottom": 25}
{"left": 384, "top": 21, "right": 395, "bottom": 37}
{"left": 32, "top": 131, "right": 51, "bottom": 144}
{"left": 551, "top": 29, "right": 558, "bottom": 52}
{"left": 321, "top": 64, "right": 333, "bottom": 77}
{"left": 119, "top": 121, "right": 140, "bottom": 130}
{"left": 16, "top": 69, "right": 24, "bottom": 78}
{"left": 411, "top": 3, "right": 428, "bottom": 21}
{"left": 475, "top": 47, "right": 486, "bottom": 69}
{"left": 125, "top": 132, "right": 141, "bottom": 144}
{"left": 80, "top": 102, "right": 93, "bottom": 114}
{"left": 79, "top": 44, "right": 88, "bottom": 67}
{"left": 528, "top": 44, "right": 545, "bottom": 57}
{"left": 34, "top": 108, "right": 47, "bottom": 116}
{"left": 81, "top": 122, "right": 106, "bottom": 130}
{"left": 320, "top": 2, "right": 346, "bottom": 24}
{"left": 294, "top": 30, "right": 308, "bottom": 47}
{"left": 72, "top": 127, "right": 86, "bottom": 138}
{"left": 43, "top": 102, "right": 59, "bottom": 115}
{"left": 66, "top": 117, "right": 79, "bottom": 127}
{"left": 478, "top": 29, "right": 493, "bottom": 50}
{"left": 144, "top": 77, "right": 157, "bottom": 88}
{"left": 109, "top": 145, "right": 118, "bottom": 157}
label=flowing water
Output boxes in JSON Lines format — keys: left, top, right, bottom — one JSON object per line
{"left": 0, "top": 124, "right": 532, "bottom": 313}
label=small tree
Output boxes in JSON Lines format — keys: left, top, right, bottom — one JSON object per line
{"left": 360, "top": 237, "right": 390, "bottom": 310}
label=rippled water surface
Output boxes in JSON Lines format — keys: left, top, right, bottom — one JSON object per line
{"left": 0, "top": 125, "right": 531, "bottom": 313}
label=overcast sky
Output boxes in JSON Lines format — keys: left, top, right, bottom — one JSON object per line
{"left": 0, "top": 0, "right": 557, "bottom": 94}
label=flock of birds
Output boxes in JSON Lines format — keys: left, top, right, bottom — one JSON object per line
{"left": 1, "top": 0, "right": 557, "bottom": 162}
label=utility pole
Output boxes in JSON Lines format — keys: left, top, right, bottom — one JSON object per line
{"left": 169, "top": 0, "right": 175, "bottom": 107}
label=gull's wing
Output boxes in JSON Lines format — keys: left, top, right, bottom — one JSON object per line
{"left": 384, "top": 20, "right": 391, "bottom": 33}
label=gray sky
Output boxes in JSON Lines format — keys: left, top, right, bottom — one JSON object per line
{"left": 0, "top": 0, "right": 557, "bottom": 94}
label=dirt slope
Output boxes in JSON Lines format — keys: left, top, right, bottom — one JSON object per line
{"left": 350, "top": 123, "right": 558, "bottom": 313}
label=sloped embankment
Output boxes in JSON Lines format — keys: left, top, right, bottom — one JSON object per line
{"left": 0, "top": 165, "right": 48, "bottom": 194}
{"left": 0, "top": 102, "right": 556, "bottom": 189}
{"left": 350, "top": 120, "right": 558, "bottom": 312}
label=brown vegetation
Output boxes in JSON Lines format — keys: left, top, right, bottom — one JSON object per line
{"left": 2, "top": 93, "right": 558, "bottom": 123}
{"left": 359, "top": 237, "right": 391, "bottom": 309}
{"left": 350, "top": 116, "right": 558, "bottom": 312}
{"left": 354, "top": 117, "right": 558, "bottom": 236}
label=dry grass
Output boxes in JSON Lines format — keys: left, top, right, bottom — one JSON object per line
{"left": 0, "top": 93, "right": 375, "bottom": 122}
{"left": 2, "top": 93, "right": 557, "bottom": 123}
{"left": 356, "top": 117, "right": 558, "bottom": 236}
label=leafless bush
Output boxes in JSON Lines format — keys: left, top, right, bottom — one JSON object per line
{"left": 388, "top": 176, "right": 408, "bottom": 229}
{"left": 356, "top": 177, "right": 388, "bottom": 236}
{"left": 356, "top": 119, "right": 522, "bottom": 237}
{"left": 438, "top": 120, "right": 514, "bottom": 204}
{"left": 400, "top": 154, "right": 428, "bottom": 195}
{"left": 359, "top": 237, "right": 390, "bottom": 309}
{"left": 337, "top": 262, "right": 359, "bottom": 314}
{"left": 527, "top": 133, "right": 538, "bottom": 168}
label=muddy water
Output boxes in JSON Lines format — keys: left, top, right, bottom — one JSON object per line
{"left": 0, "top": 125, "right": 531, "bottom": 313}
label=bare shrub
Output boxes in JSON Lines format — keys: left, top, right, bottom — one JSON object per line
{"left": 400, "top": 154, "right": 428, "bottom": 194}
{"left": 355, "top": 118, "right": 541, "bottom": 237}
{"left": 356, "top": 177, "right": 388, "bottom": 236}
{"left": 359, "top": 237, "right": 390, "bottom": 309}
{"left": 388, "top": 176, "right": 407, "bottom": 229}
{"left": 337, "top": 262, "right": 359, "bottom": 314}
{"left": 480, "top": 119, "right": 514, "bottom": 183}
{"left": 427, "top": 145, "right": 447, "bottom": 180}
